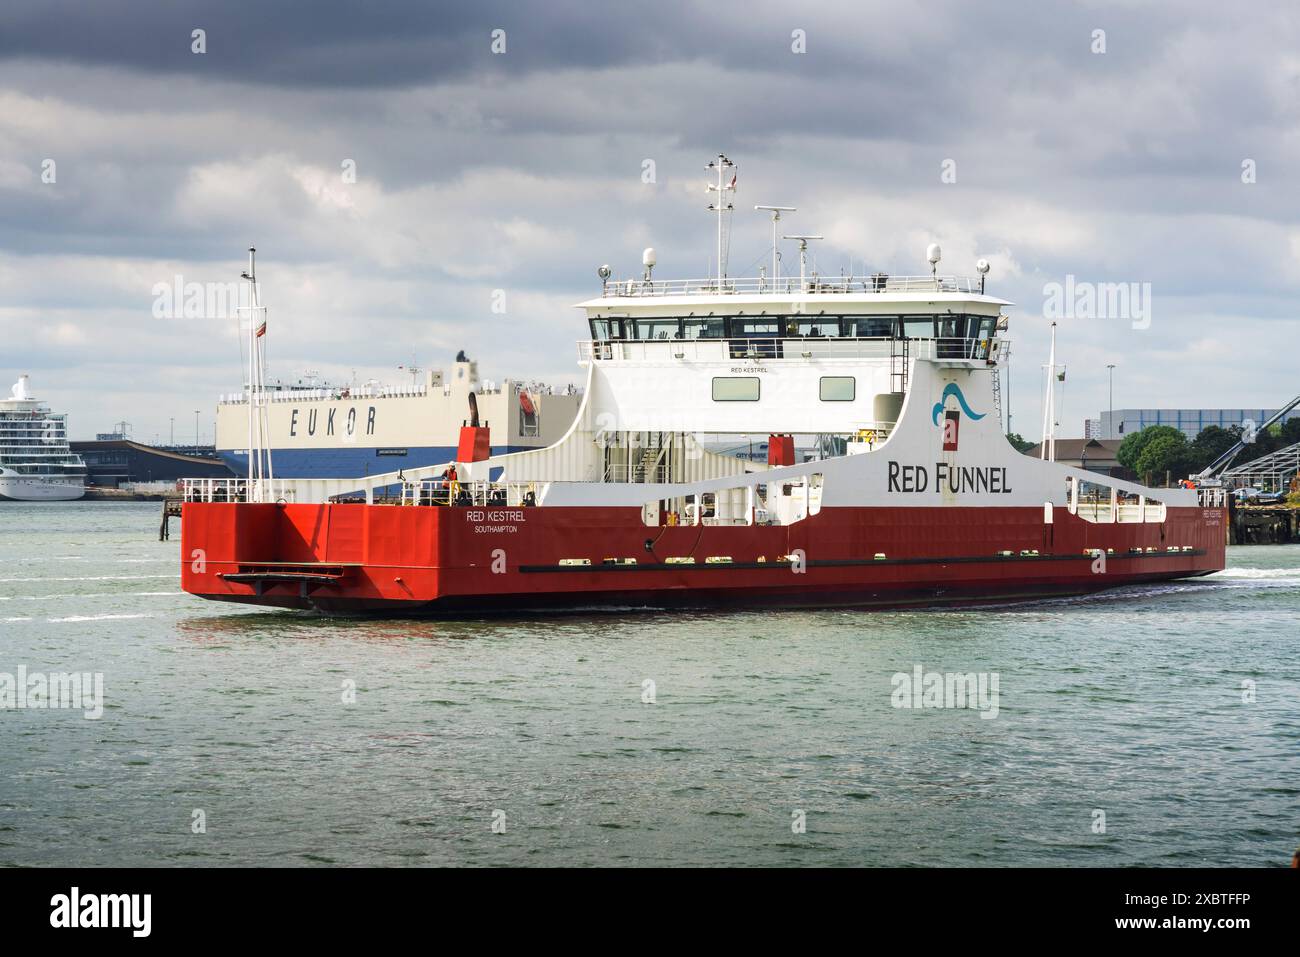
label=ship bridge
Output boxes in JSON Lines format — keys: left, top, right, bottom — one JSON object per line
{"left": 572, "top": 271, "right": 1011, "bottom": 440}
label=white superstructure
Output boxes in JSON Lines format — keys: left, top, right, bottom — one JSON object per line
{"left": 0, "top": 375, "right": 87, "bottom": 502}
{"left": 184, "top": 154, "right": 1194, "bottom": 519}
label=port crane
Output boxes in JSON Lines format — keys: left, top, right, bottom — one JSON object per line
{"left": 1193, "top": 394, "right": 1300, "bottom": 487}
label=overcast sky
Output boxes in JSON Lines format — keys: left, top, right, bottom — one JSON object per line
{"left": 2, "top": 0, "right": 1297, "bottom": 443}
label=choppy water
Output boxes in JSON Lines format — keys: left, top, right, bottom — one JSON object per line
{"left": 1, "top": 502, "right": 1296, "bottom": 867}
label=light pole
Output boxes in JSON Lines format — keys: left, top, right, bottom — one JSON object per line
{"left": 169, "top": 417, "right": 174, "bottom": 446}
{"left": 1107, "top": 364, "right": 1116, "bottom": 439}
{"left": 194, "top": 410, "right": 200, "bottom": 449}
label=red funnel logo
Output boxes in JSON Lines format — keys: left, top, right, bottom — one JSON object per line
{"left": 942, "top": 410, "right": 960, "bottom": 451}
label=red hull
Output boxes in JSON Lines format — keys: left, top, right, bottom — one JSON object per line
{"left": 180, "top": 501, "right": 1227, "bottom": 614}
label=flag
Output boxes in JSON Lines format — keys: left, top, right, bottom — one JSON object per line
{"left": 729, "top": 173, "right": 737, "bottom": 189}
{"left": 255, "top": 317, "right": 267, "bottom": 338}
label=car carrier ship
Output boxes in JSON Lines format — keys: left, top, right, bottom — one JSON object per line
{"left": 214, "top": 355, "right": 581, "bottom": 479}
{"left": 180, "top": 156, "right": 1227, "bottom": 613}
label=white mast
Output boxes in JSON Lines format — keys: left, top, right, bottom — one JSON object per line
{"left": 755, "top": 205, "right": 795, "bottom": 290}
{"left": 706, "top": 154, "right": 736, "bottom": 289}
{"left": 1040, "top": 321, "right": 1057, "bottom": 461}
{"left": 239, "top": 247, "right": 273, "bottom": 498}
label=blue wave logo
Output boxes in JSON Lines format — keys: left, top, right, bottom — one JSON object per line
{"left": 932, "top": 384, "right": 986, "bottom": 425}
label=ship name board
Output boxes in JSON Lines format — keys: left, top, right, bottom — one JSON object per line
{"left": 466, "top": 508, "right": 525, "bottom": 534}
{"left": 887, "top": 461, "right": 1013, "bottom": 494}
{"left": 287, "top": 406, "right": 378, "bottom": 439}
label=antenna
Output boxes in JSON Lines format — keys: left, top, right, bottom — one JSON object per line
{"left": 783, "top": 235, "right": 823, "bottom": 292}
{"left": 755, "top": 205, "right": 795, "bottom": 290}
{"left": 706, "top": 154, "right": 737, "bottom": 288}
{"left": 1041, "top": 322, "right": 1058, "bottom": 461}
{"left": 398, "top": 360, "right": 422, "bottom": 387}
{"left": 926, "top": 243, "right": 942, "bottom": 288}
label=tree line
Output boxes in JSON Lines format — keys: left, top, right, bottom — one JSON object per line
{"left": 1005, "top": 419, "right": 1300, "bottom": 485}
{"left": 1116, "top": 419, "right": 1300, "bottom": 484}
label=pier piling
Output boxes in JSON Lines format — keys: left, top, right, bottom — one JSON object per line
{"left": 159, "top": 499, "right": 182, "bottom": 541}
{"left": 1229, "top": 503, "right": 1297, "bottom": 545}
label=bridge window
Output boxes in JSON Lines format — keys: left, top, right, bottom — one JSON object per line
{"left": 632, "top": 318, "right": 681, "bottom": 340}
{"left": 681, "top": 318, "right": 727, "bottom": 339}
{"left": 819, "top": 376, "right": 856, "bottom": 401}
{"left": 712, "top": 377, "right": 761, "bottom": 401}
{"left": 731, "top": 318, "right": 781, "bottom": 337}
{"left": 788, "top": 316, "right": 838, "bottom": 337}
{"left": 843, "top": 316, "right": 897, "bottom": 338}
{"left": 727, "top": 319, "right": 783, "bottom": 358}
{"left": 902, "top": 316, "right": 937, "bottom": 338}
{"left": 938, "top": 314, "right": 968, "bottom": 338}
{"left": 588, "top": 318, "right": 629, "bottom": 340}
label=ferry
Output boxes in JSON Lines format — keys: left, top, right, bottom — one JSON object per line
{"left": 214, "top": 355, "right": 581, "bottom": 479}
{"left": 181, "top": 156, "right": 1227, "bottom": 613}
{"left": 0, "top": 375, "right": 87, "bottom": 502}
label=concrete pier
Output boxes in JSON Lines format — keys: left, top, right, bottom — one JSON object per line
{"left": 1230, "top": 502, "right": 1299, "bottom": 545}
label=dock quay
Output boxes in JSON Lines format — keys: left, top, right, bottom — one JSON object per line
{"left": 1230, "top": 502, "right": 1299, "bottom": 545}
{"left": 84, "top": 486, "right": 180, "bottom": 502}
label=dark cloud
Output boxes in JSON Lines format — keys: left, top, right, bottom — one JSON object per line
{"left": 1, "top": 0, "right": 1298, "bottom": 441}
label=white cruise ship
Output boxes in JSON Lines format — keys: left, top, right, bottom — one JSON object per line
{"left": 0, "top": 376, "right": 87, "bottom": 502}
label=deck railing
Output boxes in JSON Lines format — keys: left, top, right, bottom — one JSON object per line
{"left": 600, "top": 275, "right": 985, "bottom": 297}
{"left": 1072, "top": 497, "right": 1167, "bottom": 524}
{"left": 183, "top": 477, "right": 300, "bottom": 503}
{"left": 578, "top": 336, "right": 998, "bottom": 363}
{"left": 216, "top": 383, "right": 546, "bottom": 406}
{"left": 1196, "top": 487, "right": 1229, "bottom": 507}
{"left": 404, "top": 479, "right": 541, "bottom": 508}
